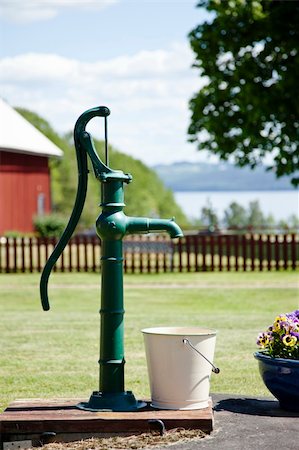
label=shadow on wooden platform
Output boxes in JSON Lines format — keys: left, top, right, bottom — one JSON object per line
{"left": 0, "top": 398, "right": 213, "bottom": 448}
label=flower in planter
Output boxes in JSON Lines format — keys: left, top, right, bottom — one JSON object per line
{"left": 256, "top": 310, "right": 299, "bottom": 360}
{"left": 282, "top": 334, "right": 297, "bottom": 347}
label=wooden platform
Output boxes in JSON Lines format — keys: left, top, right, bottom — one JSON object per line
{"left": 0, "top": 398, "right": 213, "bottom": 448}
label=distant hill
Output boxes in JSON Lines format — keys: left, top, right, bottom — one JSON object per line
{"left": 153, "top": 161, "right": 295, "bottom": 192}
{"left": 16, "top": 108, "right": 188, "bottom": 228}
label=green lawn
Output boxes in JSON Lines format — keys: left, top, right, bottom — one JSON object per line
{"left": 0, "top": 271, "right": 298, "bottom": 411}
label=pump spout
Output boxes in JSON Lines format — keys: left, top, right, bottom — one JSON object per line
{"left": 126, "top": 217, "right": 183, "bottom": 239}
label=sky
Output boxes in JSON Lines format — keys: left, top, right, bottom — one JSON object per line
{"left": 0, "top": 0, "right": 213, "bottom": 167}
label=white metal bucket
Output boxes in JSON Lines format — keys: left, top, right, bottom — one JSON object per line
{"left": 142, "top": 327, "right": 217, "bottom": 410}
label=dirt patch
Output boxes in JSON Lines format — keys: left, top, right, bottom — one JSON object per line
{"left": 36, "top": 429, "right": 206, "bottom": 450}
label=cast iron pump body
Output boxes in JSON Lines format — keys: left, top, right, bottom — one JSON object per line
{"left": 40, "top": 106, "right": 183, "bottom": 412}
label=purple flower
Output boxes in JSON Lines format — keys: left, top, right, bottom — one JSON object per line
{"left": 292, "top": 310, "right": 299, "bottom": 319}
{"left": 286, "top": 310, "right": 299, "bottom": 323}
{"left": 257, "top": 311, "right": 299, "bottom": 358}
{"left": 280, "top": 321, "right": 291, "bottom": 333}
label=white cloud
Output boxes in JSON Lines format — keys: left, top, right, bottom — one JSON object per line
{"left": 0, "top": 0, "right": 118, "bottom": 23}
{"left": 0, "top": 43, "right": 207, "bottom": 165}
{"left": 0, "top": 53, "right": 77, "bottom": 81}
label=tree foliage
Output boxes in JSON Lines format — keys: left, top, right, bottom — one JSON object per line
{"left": 17, "top": 108, "right": 188, "bottom": 230}
{"left": 188, "top": 0, "right": 299, "bottom": 186}
{"left": 200, "top": 199, "right": 219, "bottom": 230}
{"left": 223, "top": 201, "right": 247, "bottom": 229}
{"left": 198, "top": 199, "right": 298, "bottom": 231}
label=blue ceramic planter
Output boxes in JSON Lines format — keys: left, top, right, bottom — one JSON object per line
{"left": 254, "top": 351, "right": 299, "bottom": 412}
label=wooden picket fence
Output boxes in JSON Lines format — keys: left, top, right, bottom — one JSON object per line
{"left": 0, "top": 233, "right": 298, "bottom": 274}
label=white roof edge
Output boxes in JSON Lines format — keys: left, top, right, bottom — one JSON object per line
{"left": 0, "top": 98, "right": 64, "bottom": 158}
{"left": 0, "top": 146, "right": 62, "bottom": 158}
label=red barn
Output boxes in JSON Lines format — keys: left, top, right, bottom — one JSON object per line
{"left": 0, "top": 99, "right": 63, "bottom": 234}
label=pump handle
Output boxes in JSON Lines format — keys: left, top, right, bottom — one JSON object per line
{"left": 40, "top": 106, "right": 111, "bottom": 311}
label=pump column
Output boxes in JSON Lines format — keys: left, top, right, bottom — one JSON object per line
{"left": 77, "top": 176, "right": 141, "bottom": 411}
{"left": 97, "top": 178, "right": 127, "bottom": 395}
{"left": 99, "top": 238, "right": 125, "bottom": 393}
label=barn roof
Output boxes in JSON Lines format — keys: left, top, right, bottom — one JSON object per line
{"left": 0, "top": 98, "right": 63, "bottom": 158}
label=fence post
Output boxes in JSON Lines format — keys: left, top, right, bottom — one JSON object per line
{"left": 250, "top": 234, "right": 255, "bottom": 271}
{"left": 210, "top": 235, "right": 214, "bottom": 272}
{"left": 242, "top": 234, "right": 247, "bottom": 271}
{"left": 60, "top": 242, "right": 65, "bottom": 273}
{"left": 266, "top": 235, "right": 272, "bottom": 271}
{"left": 146, "top": 239, "right": 151, "bottom": 273}
{"left": 12, "top": 237, "right": 17, "bottom": 273}
{"left": 226, "top": 235, "right": 231, "bottom": 272}
{"left": 36, "top": 237, "right": 41, "bottom": 272}
{"left": 139, "top": 237, "right": 144, "bottom": 274}
{"left": 283, "top": 234, "right": 288, "bottom": 270}
{"left": 131, "top": 237, "right": 136, "bottom": 274}
{"left": 83, "top": 235, "right": 87, "bottom": 272}
{"left": 258, "top": 234, "right": 263, "bottom": 271}
{"left": 124, "top": 243, "right": 128, "bottom": 274}
{"left": 21, "top": 237, "right": 26, "bottom": 273}
{"left": 186, "top": 236, "right": 191, "bottom": 273}
{"left": 153, "top": 236, "right": 160, "bottom": 273}
{"left": 162, "top": 236, "right": 167, "bottom": 273}
{"left": 218, "top": 235, "right": 222, "bottom": 272}
{"left": 69, "top": 237, "right": 73, "bottom": 272}
{"left": 178, "top": 238, "right": 183, "bottom": 272}
{"left": 5, "top": 237, "right": 9, "bottom": 273}
{"left": 91, "top": 236, "right": 96, "bottom": 273}
{"left": 291, "top": 233, "right": 297, "bottom": 270}
{"left": 234, "top": 234, "right": 239, "bottom": 271}
{"left": 75, "top": 235, "right": 80, "bottom": 272}
{"left": 202, "top": 235, "right": 207, "bottom": 272}
{"left": 275, "top": 235, "right": 280, "bottom": 271}
{"left": 28, "top": 237, "right": 33, "bottom": 273}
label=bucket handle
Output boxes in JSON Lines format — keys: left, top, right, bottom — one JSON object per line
{"left": 182, "top": 338, "right": 220, "bottom": 374}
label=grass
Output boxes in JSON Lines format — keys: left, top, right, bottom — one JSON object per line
{"left": 0, "top": 271, "right": 298, "bottom": 412}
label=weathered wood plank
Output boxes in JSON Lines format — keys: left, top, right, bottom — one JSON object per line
{"left": 0, "top": 399, "right": 214, "bottom": 437}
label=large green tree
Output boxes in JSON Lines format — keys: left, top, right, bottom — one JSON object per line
{"left": 188, "top": 0, "right": 299, "bottom": 186}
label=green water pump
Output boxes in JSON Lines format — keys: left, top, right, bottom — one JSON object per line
{"left": 40, "top": 106, "right": 183, "bottom": 411}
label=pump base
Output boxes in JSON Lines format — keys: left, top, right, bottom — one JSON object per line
{"left": 77, "top": 391, "right": 146, "bottom": 412}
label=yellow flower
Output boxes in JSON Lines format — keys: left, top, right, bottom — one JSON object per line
{"left": 257, "top": 333, "right": 269, "bottom": 348}
{"left": 273, "top": 315, "right": 287, "bottom": 332}
{"left": 282, "top": 335, "right": 297, "bottom": 347}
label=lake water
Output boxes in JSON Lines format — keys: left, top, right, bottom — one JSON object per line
{"left": 174, "top": 190, "right": 299, "bottom": 222}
